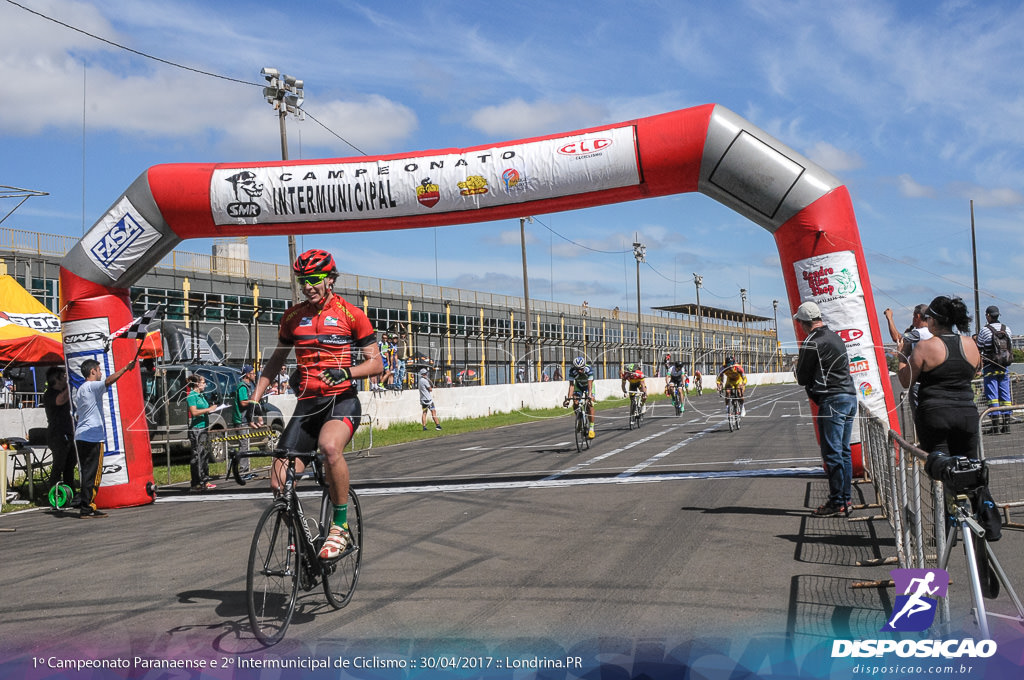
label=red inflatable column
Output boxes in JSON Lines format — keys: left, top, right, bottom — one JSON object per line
{"left": 773, "top": 188, "right": 899, "bottom": 477}
{"left": 61, "top": 268, "right": 156, "bottom": 508}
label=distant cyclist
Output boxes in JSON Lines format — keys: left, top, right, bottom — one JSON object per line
{"left": 252, "top": 248, "right": 383, "bottom": 562}
{"left": 716, "top": 356, "right": 747, "bottom": 417}
{"left": 564, "top": 356, "right": 596, "bottom": 439}
{"left": 665, "top": 360, "right": 686, "bottom": 410}
{"left": 693, "top": 369, "right": 703, "bottom": 395}
{"left": 620, "top": 362, "right": 647, "bottom": 412}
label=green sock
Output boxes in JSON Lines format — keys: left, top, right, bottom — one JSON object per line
{"left": 333, "top": 503, "right": 348, "bottom": 528}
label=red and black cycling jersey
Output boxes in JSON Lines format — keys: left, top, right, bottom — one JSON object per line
{"left": 279, "top": 293, "right": 375, "bottom": 399}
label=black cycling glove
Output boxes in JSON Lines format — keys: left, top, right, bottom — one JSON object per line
{"left": 319, "top": 367, "right": 351, "bottom": 386}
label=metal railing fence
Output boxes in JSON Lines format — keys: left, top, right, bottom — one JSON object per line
{"left": 860, "top": 402, "right": 1024, "bottom": 635}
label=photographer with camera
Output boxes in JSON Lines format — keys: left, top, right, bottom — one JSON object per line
{"left": 897, "top": 295, "right": 981, "bottom": 458}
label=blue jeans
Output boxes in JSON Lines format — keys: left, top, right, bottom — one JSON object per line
{"left": 816, "top": 393, "right": 858, "bottom": 506}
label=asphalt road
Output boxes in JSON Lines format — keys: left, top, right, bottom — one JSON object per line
{"left": 2, "top": 382, "right": 1022, "bottom": 678}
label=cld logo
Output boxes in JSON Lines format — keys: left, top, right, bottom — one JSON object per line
{"left": 90, "top": 213, "right": 145, "bottom": 268}
{"left": 883, "top": 569, "right": 949, "bottom": 632}
{"left": 557, "top": 138, "right": 612, "bottom": 156}
{"left": 836, "top": 328, "right": 864, "bottom": 343}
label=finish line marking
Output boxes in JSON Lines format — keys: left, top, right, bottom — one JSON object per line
{"left": 155, "top": 466, "right": 823, "bottom": 503}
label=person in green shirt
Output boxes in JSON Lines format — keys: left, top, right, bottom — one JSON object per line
{"left": 231, "top": 365, "right": 261, "bottom": 480}
{"left": 186, "top": 374, "right": 218, "bottom": 492}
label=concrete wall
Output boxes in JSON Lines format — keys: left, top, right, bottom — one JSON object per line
{"left": 1, "top": 372, "right": 798, "bottom": 439}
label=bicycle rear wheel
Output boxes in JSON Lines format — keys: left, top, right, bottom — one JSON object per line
{"left": 247, "top": 501, "right": 301, "bottom": 645}
{"left": 321, "top": 488, "right": 363, "bottom": 609}
{"left": 583, "top": 409, "right": 592, "bottom": 450}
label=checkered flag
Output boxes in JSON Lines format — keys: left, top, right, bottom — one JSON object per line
{"left": 106, "top": 305, "right": 164, "bottom": 350}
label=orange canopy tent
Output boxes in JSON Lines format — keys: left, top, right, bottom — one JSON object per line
{"left": 0, "top": 275, "right": 161, "bottom": 367}
{"left": 0, "top": 274, "right": 63, "bottom": 366}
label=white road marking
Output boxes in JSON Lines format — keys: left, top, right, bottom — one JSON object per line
{"left": 154, "top": 465, "right": 824, "bottom": 503}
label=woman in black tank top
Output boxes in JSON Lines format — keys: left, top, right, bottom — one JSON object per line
{"left": 898, "top": 296, "right": 982, "bottom": 456}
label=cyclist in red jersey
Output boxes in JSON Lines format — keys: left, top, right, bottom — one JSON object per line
{"left": 252, "top": 248, "right": 382, "bottom": 561}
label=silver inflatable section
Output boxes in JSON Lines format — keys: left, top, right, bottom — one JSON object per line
{"left": 60, "top": 171, "right": 181, "bottom": 288}
{"left": 699, "top": 105, "right": 842, "bottom": 234}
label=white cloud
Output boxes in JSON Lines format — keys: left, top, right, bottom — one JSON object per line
{"left": 897, "top": 174, "right": 935, "bottom": 199}
{"left": 468, "top": 98, "right": 606, "bottom": 139}
{"left": 805, "top": 141, "right": 863, "bottom": 172}
{"left": 948, "top": 183, "right": 1024, "bottom": 208}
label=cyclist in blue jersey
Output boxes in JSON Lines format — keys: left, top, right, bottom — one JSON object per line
{"left": 563, "top": 356, "right": 596, "bottom": 439}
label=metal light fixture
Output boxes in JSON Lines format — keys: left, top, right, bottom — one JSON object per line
{"left": 262, "top": 67, "right": 305, "bottom": 303}
{"left": 633, "top": 239, "right": 646, "bottom": 363}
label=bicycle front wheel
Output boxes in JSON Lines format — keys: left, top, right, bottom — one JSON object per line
{"left": 628, "top": 397, "right": 637, "bottom": 430}
{"left": 321, "top": 488, "right": 363, "bottom": 609}
{"left": 574, "top": 412, "right": 584, "bottom": 452}
{"left": 247, "top": 501, "right": 301, "bottom": 645}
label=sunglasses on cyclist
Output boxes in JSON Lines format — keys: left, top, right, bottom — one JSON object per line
{"left": 296, "top": 272, "right": 330, "bottom": 286}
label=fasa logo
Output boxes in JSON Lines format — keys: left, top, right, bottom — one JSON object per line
{"left": 557, "top": 138, "right": 612, "bottom": 156}
{"left": 90, "top": 213, "right": 145, "bottom": 267}
{"left": 882, "top": 568, "right": 949, "bottom": 632}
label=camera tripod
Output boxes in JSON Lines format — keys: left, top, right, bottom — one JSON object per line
{"left": 936, "top": 493, "right": 1024, "bottom": 638}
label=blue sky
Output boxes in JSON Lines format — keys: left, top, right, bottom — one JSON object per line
{"left": 2, "top": 0, "right": 1024, "bottom": 348}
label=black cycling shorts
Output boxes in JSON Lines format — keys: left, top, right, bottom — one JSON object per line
{"left": 277, "top": 391, "right": 362, "bottom": 455}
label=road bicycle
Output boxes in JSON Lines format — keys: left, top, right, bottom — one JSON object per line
{"left": 232, "top": 450, "right": 362, "bottom": 645}
{"left": 567, "top": 393, "right": 593, "bottom": 452}
{"left": 627, "top": 389, "right": 645, "bottom": 430}
{"left": 667, "top": 382, "right": 684, "bottom": 416}
{"left": 723, "top": 388, "right": 742, "bottom": 431}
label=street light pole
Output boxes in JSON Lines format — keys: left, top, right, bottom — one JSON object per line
{"left": 520, "top": 216, "right": 535, "bottom": 381}
{"left": 772, "top": 299, "right": 779, "bottom": 372}
{"left": 740, "top": 288, "right": 748, "bottom": 368}
{"left": 693, "top": 273, "right": 703, "bottom": 372}
{"left": 262, "top": 67, "right": 304, "bottom": 303}
{"left": 633, "top": 239, "right": 646, "bottom": 365}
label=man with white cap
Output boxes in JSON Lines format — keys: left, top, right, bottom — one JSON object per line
{"left": 418, "top": 368, "right": 442, "bottom": 431}
{"left": 793, "top": 300, "right": 858, "bottom": 517}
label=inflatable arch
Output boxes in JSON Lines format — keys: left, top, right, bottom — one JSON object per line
{"left": 59, "top": 103, "right": 898, "bottom": 508}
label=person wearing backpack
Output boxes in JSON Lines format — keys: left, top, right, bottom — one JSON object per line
{"left": 976, "top": 306, "right": 1014, "bottom": 434}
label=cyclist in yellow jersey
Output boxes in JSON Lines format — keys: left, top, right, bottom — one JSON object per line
{"left": 716, "top": 356, "right": 747, "bottom": 417}
{"left": 620, "top": 362, "right": 648, "bottom": 412}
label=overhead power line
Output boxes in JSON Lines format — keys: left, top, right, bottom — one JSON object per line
{"left": 5, "top": 0, "right": 366, "bottom": 155}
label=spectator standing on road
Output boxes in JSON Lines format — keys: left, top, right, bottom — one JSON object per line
{"left": 899, "top": 296, "right": 982, "bottom": 456}
{"left": 976, "top": 305, "right": 1014, "bottom": 434}
{"left": 186, "top": 374, "right": 218, "bottom": 492}
{"left": 43, "top": 366, "right": 76, "bottom": 496}
{"left": 418, "top": 368, "right": 442, "bottom": 431}
{"left": 73, "top": 356, "right": 136, "bottom": 517}
{"left": 231, "top": 365, "right": 260, "bottom": 480}
{"left": 793, "top": 301, "right": 858, "bottom": 518}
